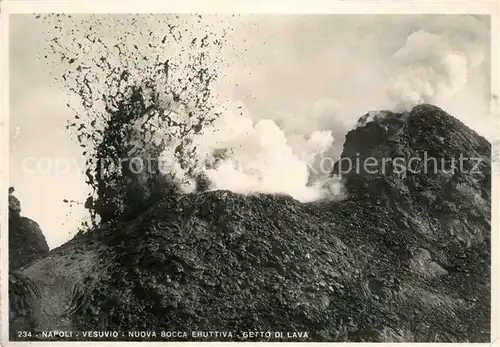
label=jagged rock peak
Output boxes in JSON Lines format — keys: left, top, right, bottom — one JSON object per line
{"left": 8, "top": 187, "right": 49, "bottom": 271}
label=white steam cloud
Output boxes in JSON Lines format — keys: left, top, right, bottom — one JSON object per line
{"left": 156, "top": 103, "right": 345, "bottom": 202}
{"left": 387, "top": 18, "right": 488, "bottom": 112}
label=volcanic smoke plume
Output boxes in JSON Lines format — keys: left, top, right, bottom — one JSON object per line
{"left": 386, "top": 16, "right": 489, "bottom": 112}
{"left": 160, "top": 104, "right": 344, "bottom": 202}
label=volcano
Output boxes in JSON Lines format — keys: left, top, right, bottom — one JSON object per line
{"left": 9, "top": 104, "right": 491, "bottom": 342}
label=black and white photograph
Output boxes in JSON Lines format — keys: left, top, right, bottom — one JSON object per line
{"left": 2, "top": 2, "right": 498, "bottom": 343}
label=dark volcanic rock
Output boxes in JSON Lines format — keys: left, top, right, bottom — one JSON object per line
{"left": 10, "top": 104, "right": 491, "bottom": 342}
{"left": 8, "top": 189, "right": 49, "bottom": 271}
{"left": 326, "top": 104, "right": 491, "bottom": 341}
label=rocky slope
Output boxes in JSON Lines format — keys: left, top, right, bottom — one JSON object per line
{"left": 8, "top": 188, "right": 50, "bottom": 271}
{"left": 9, "top": 104, "right": 491, "bottom": 342}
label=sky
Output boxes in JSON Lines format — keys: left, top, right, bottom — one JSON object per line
{"left": 9, "top": 14, "right": 495, "bottom": 249}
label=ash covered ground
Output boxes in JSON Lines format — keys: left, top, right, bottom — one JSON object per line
{"left": 9, "top": 104, "right": 491, "bottom": 342}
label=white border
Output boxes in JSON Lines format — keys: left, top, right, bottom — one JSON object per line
{"left": 0, "top": 1, "right": 10, "bottom": 345}
{"left": 1, "top": 0, "right": 500, "bottom": 14}
{"left": 491, "top": 2, "right": 500, "bottom": 346}
{"left": 1, "top": 1, "right": 499, "bottom": 346}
